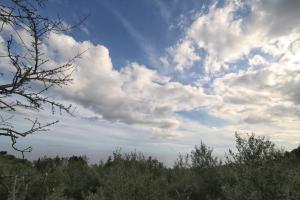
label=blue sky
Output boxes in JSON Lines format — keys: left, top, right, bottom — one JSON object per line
{"left": 42, "top": 0, "right": 196, "bottom": 69}
{"left": 1, "top": 0, "right": 300, "bottom": 165}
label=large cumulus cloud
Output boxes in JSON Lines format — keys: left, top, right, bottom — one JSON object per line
{"left": 43, "top": 33, "right": 218, "bottom": 137}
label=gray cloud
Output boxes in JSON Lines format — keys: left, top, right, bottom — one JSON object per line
{"left": 252, "top": 0, "right": 300, "bottom": 36}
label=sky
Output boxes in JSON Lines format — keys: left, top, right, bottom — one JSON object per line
{"left": 1, "top": 0, "right": 300, "bottom": 165}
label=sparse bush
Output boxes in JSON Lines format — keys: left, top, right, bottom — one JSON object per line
{"left": 1, "top": 133, "right": 300, "bottom": 199}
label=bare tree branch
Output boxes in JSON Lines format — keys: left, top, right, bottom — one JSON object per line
{"left": 0, "top": 0, "right": 86, "bottom": 158}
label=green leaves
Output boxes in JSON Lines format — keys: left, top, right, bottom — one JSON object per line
{"left": 1, "top": 134, "right": 300, "bottom": 200}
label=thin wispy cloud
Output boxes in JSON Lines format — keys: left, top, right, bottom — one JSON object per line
{"left": 152, "top": 0, "right": 172, "bottom": 24}
{"left": 111, "top": 9, "right": 159, "bottom": 67}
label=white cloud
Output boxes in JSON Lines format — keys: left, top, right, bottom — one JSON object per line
{"left": 163, "top": 0, "right": 300, "bottom": 73}
{"left": 166, "top": 40, "right": 200, "bottom": 71}
{"left": 43, "top": 33, "right": 219, "bottom": 137}
{"left": 155, "top": 0, "right": 300, "bottom": 143}
{"left": 210, "top": 56, "right": 300, "bottom": 131}
{"left": 1, "top": 0, "right": 300, "bottom": 148}
{"left": 249, "top": 54, "right": 267, "bottom": 66}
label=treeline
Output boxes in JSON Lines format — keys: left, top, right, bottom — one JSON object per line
{"left": 1, "top": 133, "right": 300, "bottom": 200}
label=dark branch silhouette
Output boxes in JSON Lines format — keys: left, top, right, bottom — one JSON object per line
{"left": 0, "top": 0, "right": 84, "bottom": 158}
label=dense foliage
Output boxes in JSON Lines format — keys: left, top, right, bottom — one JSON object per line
{"left": 1, "top": 133, "right": 300, "bottom": 200}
